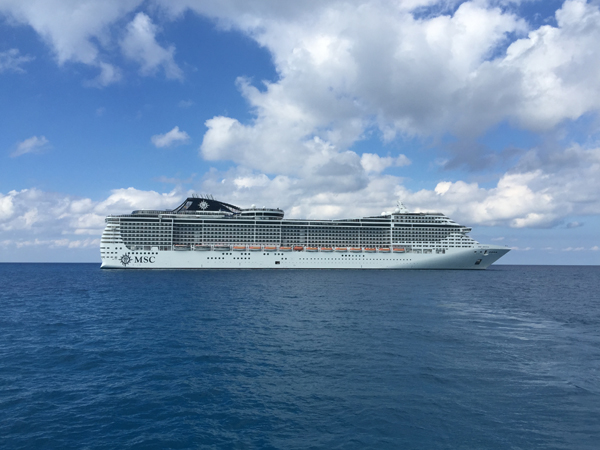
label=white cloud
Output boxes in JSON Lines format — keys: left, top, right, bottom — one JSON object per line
{"left": 233, "top": 173, "right": 270, "bottom": 189}
{"left": 94, "top": 187, "right": 184, "bottom": 214}
{"left": 10, "top": 135, "right": 49, "bottom": 157}
{"left": 121, "top": 12, "right": 182, "bottom": 79}
{"left": 189, "top": 0, "right": 527, "bottom": 161}
{"left": 198, "top": 143, "right": 600, "bottom": 229}
{"left": 0, "top": 0, "right": 141, "bottom": 84}
{"left": 490, "top": 0, "right": 600, "bottom": 131}
{"left": 175, "top": 0, "right": 600, "bottom": 177}
{"left": 0, "top": 187, "right": 185, "bottom": 255}
{"left": 3, "top": 0, "right": 600, "bottom": 140}
{"left": 0, "top": 48, "right": 33, "bottom": 73}
{"left": 151, "top": 126, "right": 190, "bottom": 148}
{"left": 0, "top": 192, "right": 15, "bottom": 220}
{"left": 85, "top": 61, "right": 122, "bottom": 87}
{"left": 360, "top": 153, "right": 411, "bottom": 173}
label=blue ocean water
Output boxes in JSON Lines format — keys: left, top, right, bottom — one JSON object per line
{"left": 0, "top": 264, "right": 599, "bottom": 449}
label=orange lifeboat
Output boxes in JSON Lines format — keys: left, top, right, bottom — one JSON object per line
{"left": 306, "top": 247, "right": 318, "bottom": 252}
{"left": 293, "top": 246, "right": 304, "bottom": 251}
{"left": 364, "top": 248, "right": 376, "bottom": 253}
{"left": 264, "top": 246, "right": 277, "bottom": 251}
{"left": 280, "top": 246, "right": 292, "bottom": 252}
{"left": 349, "top": 247, "right": 362, "bottom": 252}
{"left": 249, "top": 246, "right": 262, "bottom": 251}
{"left": 378, "top": 248, "right": 390, "bottom": 253}
{"left": 335, "top": 247, "right": 348, "bottom": 252}
{"left": 320, "top": 247, "right": 333, "bottom": 252}
{"left": 233, "top": 245, "right": 246, "bottom": 251}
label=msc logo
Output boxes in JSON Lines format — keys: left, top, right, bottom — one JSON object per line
{"left": 120, "top": 254, "right": 156, "bottom": 266}
{"left": 135, "top": 256, "right": 156, "bottom": 264}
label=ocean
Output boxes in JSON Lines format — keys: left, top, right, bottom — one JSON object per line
{"left": 1, "top": 264, "right": 599, "bottom": 449}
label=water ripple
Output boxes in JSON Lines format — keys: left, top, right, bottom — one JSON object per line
{"left": 0, "top": 264, "right": 599, "bottom": 449}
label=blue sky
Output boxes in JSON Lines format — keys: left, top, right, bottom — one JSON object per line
{"left": 1, "top": 0, "right": 599, "bottom": 264}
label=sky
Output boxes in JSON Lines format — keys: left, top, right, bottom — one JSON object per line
{"left": 1, "top": 0, "right": 599, "bottom": 264}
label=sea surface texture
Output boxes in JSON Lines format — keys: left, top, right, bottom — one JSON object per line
{"left": 1, "top": 264, "right": 599, "bottom": 449}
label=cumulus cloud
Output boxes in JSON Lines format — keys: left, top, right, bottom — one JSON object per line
{"left": 0, "top": 187, "right": 185, "bottom": 252}
{"left": 10, "top": 136, "right": 49, "bottom": 157}
{"left": 0, "top": 0, "right": 141, "bottom": 84}
{"left": 151, "top": 126, "right": 190, "bottom": 148}
{"left": 190, "top": 0, "right": 525, "bottom": 166}
{"left": 198, "top": 143, "right": 600, "bottom": 228}
{"left": 181, "top": 0, "right": 600, "bottom": 177}
{"left": 3, "top": 0, "right": 600, "bottom": 133}
{"left": 360, "top": 153, "right": 411, "bottom": 173}
{"left": 4, "top": 0, "right": 600, "bottom": 143}
{"left": 85, "top": 61, "right": 122, "bottom": 87}
{"left": 0, "top": 1, "right": 181, "bottom": 84}
{"left": 121, "top": 12, "right": 183, "bottom": 79}
{"left": 0, "top": 48, "right": 33, "bottom": 73}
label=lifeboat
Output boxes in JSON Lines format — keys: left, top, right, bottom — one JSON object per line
{"left": 364, "top": 248, "right": 376, "bottom": 253}
{"left": 264, "top": 246, "right": 277, "bottom": 251}
{"left": 174, "top": 244, "right": 191, "bottom": 251}
{"left": 194, "top": 244, "right": 211, "bottom": 251}
{"left": 306, "top": 247, "right": 318, "bottom": 252}
{"left": 335, "top": 247, "right": 348, "bottom": 252}
{"left": 378, "top": 248, "right": 390, "bottom": 253}
{"left": 293, "top": 246, "right": 304, "bottom": 251}
{"left": 320, "top": 247, "right": 333, "bottom": 252}
{"left": 280, "top": 246, "right": 292, "bottom": 252}
{"left": 233, "top": 245, "right": 246, "bottom": 251}
{"left": 349, "top": 247, "right": 362, "bottom": 252}
{"left": 393, "top": 248, "right": 406, "bottom": 253}
{"left": 249, "top": 246, "right": 262, "bottom": 251}
{"left": 214, "top": 245, "right": 231, "bottom": 251}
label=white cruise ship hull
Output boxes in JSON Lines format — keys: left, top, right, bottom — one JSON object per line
{"left": 101, "top": 246, "right": 509, "bottom": 270}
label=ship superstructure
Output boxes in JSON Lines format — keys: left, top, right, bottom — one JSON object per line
{"left": 100, "top": 195, "right": 509, "bottom": 269}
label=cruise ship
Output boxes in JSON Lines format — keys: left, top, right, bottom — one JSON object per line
{"left": 100, "top": 195, "right": 509, "bottom": 269}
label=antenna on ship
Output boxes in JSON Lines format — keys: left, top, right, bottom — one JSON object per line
{"left": 396, "top": 200, "right": 408, "bottom": 214}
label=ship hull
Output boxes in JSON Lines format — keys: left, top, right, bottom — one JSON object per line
{"left": 101, "top": 247, "right": 509, "bottom": 270}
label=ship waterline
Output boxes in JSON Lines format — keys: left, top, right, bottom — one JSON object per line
{"left": 100, "top": 196, "right": 509, "bottom": 269}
